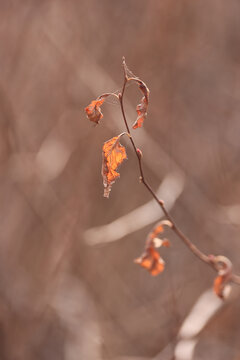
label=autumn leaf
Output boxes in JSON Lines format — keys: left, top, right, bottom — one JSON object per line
{"left": 150, "top": 224, "right": 164, "bottom": 239}
{"left": 214, "top": 275, "right": 226, "bottom": 299}
{"left": 149, "top": 220, "right": 172, "bottom": 241}
{"left": 122, "top": 58, "right": 149, "bottom": 129}
{"left": 135, "top": 220, "right": 172, "bottom": 276}
{"left": 132, "top": 80, "right": 150, "bottom": 129}
{"left": 102, "top": 135, "right": 127, "bottom": 198}
{"left": 85, "top": 98, "right": 105, "bottom": 124}
{"left": 209, "top": 255, "right": 232, "bottom": 299}
{"left": 135, "top": 245, "right": 165, "bottom": 276}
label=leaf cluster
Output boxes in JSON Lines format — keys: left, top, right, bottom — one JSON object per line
{"left": 85, "top": 58, "right": 240, "bottom": 299}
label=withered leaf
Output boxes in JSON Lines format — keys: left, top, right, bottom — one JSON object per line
{"left": 102, "top": 135, "right": 127, "bottom": 198}
{"left": 85, "top": 98, "right": 105, "bottom": 124}
{"left": 135, "top": 220, "right": 172, "bottom": 275}
{"left": 150, "top": 224, "right": 164, "bottom": 239}
{"left": 132, "top": 80, "right": 149, "bottom": 129}
{"left": 214, "top": 275, "right": 225, "bottom": 299}
{"left": 135, "top": 245, "right": 165, "bottom": 276}
{"left": 162, "top": 239, "right": 170, "bottom": 247}
{"left": 149, "top": 220, "right": 172, "bottom": 240}
{"left": 209, "top": 255, "right": 232, "bottom": 299}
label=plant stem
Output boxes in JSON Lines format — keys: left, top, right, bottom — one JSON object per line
{"left": 119, "top": 60, "right": 240, "bottom": 286}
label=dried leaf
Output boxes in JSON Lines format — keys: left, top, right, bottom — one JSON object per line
{"left": 122, "top": 59, "right": 149, "bottom": 129}
{"left": 85, "top": 98, "right": 105, "bottom": 124}
{"left": 149, "top": 220, "right": 172, "bottom": 240}
{"left": 135, "top": 245, "right": 165, "bottom": 276}
{"left": 214, "top": 275, "right": 225, "bottom": 299}
{"left": 151, "top": 224, "right": 164, "bottom": 238}
{"left": 210, "top": 255, "right": 233, "bottom": 299}
{"left": 162, "top": 238, "right": 171, "bottom": 247}
{"left": 135, "top": 220, "right": 172, "bottom": 275}
{"left": 102, "top": 135, "right": 127, "bottom": 198}
{"left": 132, "top": 80, "right": 149, "bottom": 129}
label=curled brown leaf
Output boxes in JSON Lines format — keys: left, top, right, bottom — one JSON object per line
{"left": 102, "top": 135, "right": 127, "bottom": 198}
{"left": 149, "top": 220, "right": 173, "bottom": 240}
{"left": 134, "top": 245, "right": 165, "bottom": 276}
{"left": 214, "top": 275, "right": 226, "bottom": 299}
{"left": 135, "top": 220, "right": 172, "bottom": 276}
{"left": 85, "top": 98, "right": 105, "bottom": 124}
{"left": 209, "top": 255, "right": 233, "bottom": 299}
{"left": 132, "top": 80, "right": 150, "bottom": 129}
{"left": 122, "top": 59, "right": 149, "bottom": 129}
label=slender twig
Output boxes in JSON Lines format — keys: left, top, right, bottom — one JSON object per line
{"left": 119, "top": 58, "right": 240, "bottom": 286}
{"left": 98, "top": 92, "right": 119, "bottom": 100}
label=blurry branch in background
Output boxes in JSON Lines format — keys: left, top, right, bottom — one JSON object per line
{"left": 112, "top": 288, "right": 230, "bottom": 360}
{"left": 84, "top": 172, "right": 184, "bottom": 245}
{"left": 174, "top": 289, "right": 223, "bottom": 360}
{"left": 216, "top": 203, "right": 240, "bottom": 225}
{"left": 51, "top": 274, "right": 102, "bottom": 360}
{"left": 114, "top": 357, "right": 150, "bottom": 360}
{"left": 153, "top": 288, "right": 225, "bottom": 360}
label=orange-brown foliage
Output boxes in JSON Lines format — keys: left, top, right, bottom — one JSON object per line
{"left": 102, "top": 136, "right": 127, "bottom": 198}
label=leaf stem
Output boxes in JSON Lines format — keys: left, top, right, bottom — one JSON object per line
{"left": 98, "top": 92, "right": 119, "bottom": 100}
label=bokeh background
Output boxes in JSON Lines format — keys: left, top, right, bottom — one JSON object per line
{"left": 1, "top": 1, "right": 240, "bottom": 359}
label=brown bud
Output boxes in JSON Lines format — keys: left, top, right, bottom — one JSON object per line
{"left": 137, "top": 148, "right": 143, "bottom": 159}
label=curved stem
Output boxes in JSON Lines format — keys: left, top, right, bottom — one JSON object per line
{"left": 98, "top": 92, "right": 119, "bottom": 100}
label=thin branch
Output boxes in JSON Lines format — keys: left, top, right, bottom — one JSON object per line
{"left": 119, "top": 57, "right": 240, "bottom": 286}
{"left": 84, "top": 173, "right": 184, "bottom": 246}
{"left": 98, "top": 92, "right": 119, "bottom": 100}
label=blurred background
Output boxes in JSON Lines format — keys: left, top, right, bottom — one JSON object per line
{"left": 1, "top": 0, "right": 240, "bottom": 359}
